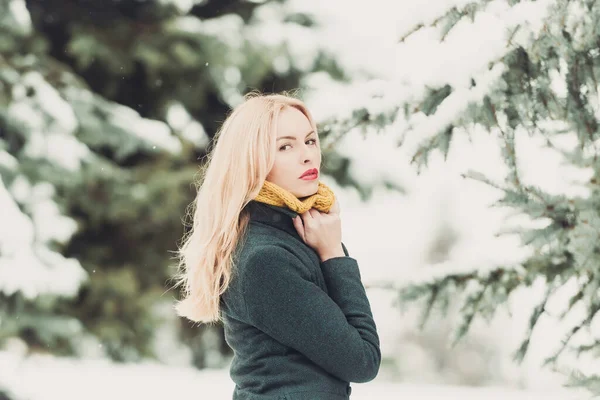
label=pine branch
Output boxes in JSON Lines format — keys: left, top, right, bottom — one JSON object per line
{"left": 452, "top": 281, "right": 487, "bottom": 347}
{"left": 564, "top": 370, "right": 600, "bottom": 397}
{"left": 389, "top": 1, "right": 600, "bottom": 397}
{"left": 397, "top": 2, "right": 493, "bottom": 43}
{"left": 544, "top": 300, "right": 600, "bottom": 367}
{"left": 513, "top": 282, "right": 554, "bottom": 363}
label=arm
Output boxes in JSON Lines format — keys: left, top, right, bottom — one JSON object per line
{"left": 242, "top": 245, "right": 380, "bottom": 383}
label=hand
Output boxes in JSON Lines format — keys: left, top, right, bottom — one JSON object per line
{"left": 328, "top": 198, "right": 341, "bottom": 216}
{"left": 292, "top": 203, "right": 343, "bottom": 261}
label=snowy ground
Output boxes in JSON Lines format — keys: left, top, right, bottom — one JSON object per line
{"left": 0, "top": 350, "right": 587, "bottom": 400}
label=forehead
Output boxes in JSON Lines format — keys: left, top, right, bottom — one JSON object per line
{"left": 276, "top": 107, "right": 314, "bottom": 137}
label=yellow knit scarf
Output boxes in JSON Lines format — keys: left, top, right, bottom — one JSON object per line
{"left": 254, "top": 180, "right": 336, "bottom": 214}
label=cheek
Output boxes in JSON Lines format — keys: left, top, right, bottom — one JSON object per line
{"left": 268, "top": 158, "right": 286, "bottom": 179}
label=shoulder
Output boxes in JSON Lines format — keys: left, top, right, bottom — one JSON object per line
{"left": 244, "top": 244, "right": 302, "bottom": 273}
{"left": 235, "top": 239, "right": 312, "bottom": 286}
{"left": 239, "top": 223, "right": 300, "bottom": 259}
{"left": 235, "top": 224, "right": 313, "bottom": 278}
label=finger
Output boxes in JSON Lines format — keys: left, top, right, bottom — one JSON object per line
{"left": 292, "top": 215, "right": 305, "bottom": 241}
{"left": 300, "top": 210, "right": 314, "bottom": 222}
{"left": 308, "top": 208, "right": 320, "bottom": 218}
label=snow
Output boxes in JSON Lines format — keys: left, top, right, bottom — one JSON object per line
{"left": 0, "top": 150, "right": 18, "bottom": 172}
{"left": 564, "top": 1, "right": 591, "bottom": 50}
{"left": 398, "top": 63, "right": 506, "bottom": 157}
{"left": 157, "top": 0, "right": 204, "bottom": 14}
{"left": 393, "top": 0, "right": 553, "bottom": 88}
{"left": 3, "top": 0, "right": 32, "bottom": 35}
{"left": 11, "top": 71, "right": 79, "bottom": 136}
{"left": 23, "top": 132, "right": 92, "bottom": 172}
{"left": 250, "top": 5, "right": 321, "bottom": 73}
{"left": 299, "top": 0, "right": 559, "bottom": 163}
{"left": 61, "top": 87, "right": 183, "bottom": 157}
{"left": 184, "top": 13, "right": 244, "bottom": 50}
{"left": 514, "top": 127, "right": 594, "bottom": 199}
{"left": 0, "top": 178, "right": 36, "bottom": 257}
{"left": 311, "top": 85, "right": 594, "bottom": 387}
{"left": 390, "top": 0, "right": 556, "bottom": 157}
{"left": 0, "top": 177, "right": 88, "bottom": 299}
{"left": 0, "top": 349, "right": 584, "bottom": 400}
{"left": 7, "top": 72, "right": 92, "bottom": 171}
{"left": 13, "top": 180, "right": 77, "bottom": 245}
{"left": 165, "top": 102, "right": 210, "bottom": 149}
{"left": 166, "top": 15, "right": 204, "bottom": 34}
{"left": 395, "top": 0, "right": 477, "bottom": 39}
{"left": 2, "top": 0, "right": 598, "bottom": 397}
{"left": 299, "top": 0, "right": 592, "bottom": 293}
{"left": 287, "top": 0, "right": 399, "bottom": 79}
{"left": 108, "top": 102, "right": 182, "bottom": 155}
{"left": 309, "top": 119, "right": 598, "bottom": 387}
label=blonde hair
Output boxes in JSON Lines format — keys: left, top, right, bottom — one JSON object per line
{"left": 171, "top": 90, "right": 318, "bottom": 324}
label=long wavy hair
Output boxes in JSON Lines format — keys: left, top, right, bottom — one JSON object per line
{"left": 171, "top": 90, "right": 318, "bottom": 324}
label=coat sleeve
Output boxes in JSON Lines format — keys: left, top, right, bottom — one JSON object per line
{"left": 342, "top": 241, "right": 350, "bottom": 256}
{"left": 242, "top": 244, "right": 380, "bottom": 383}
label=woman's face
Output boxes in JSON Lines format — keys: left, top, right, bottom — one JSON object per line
{"left": 266, "top": 106, "right": 321, "bottom": 199}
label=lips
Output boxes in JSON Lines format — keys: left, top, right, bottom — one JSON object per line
{"left": 300, "top": 168, "right": 318, "bottom": 179}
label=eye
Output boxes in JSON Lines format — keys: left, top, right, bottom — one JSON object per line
{"left": 279, "top": 139, "right": 317, "bottom": 151}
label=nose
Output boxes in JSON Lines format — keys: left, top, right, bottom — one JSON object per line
{"left": 300, "top": 144, "right": 314, "bottom": 164}
{"left": 300, "top": 143, "right": 321, "bottom": 165}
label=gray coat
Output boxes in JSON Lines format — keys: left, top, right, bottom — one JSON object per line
{"left": 220, "top": 200, "right": 381, "bottom": 399}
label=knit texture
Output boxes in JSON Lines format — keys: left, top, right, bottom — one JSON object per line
{"left": 253, "top": 180, "right": 336, "bottom": 214}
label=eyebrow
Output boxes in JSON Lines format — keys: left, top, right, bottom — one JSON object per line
{"left": 277, "top": 130, "right": 315, "bottom": 141}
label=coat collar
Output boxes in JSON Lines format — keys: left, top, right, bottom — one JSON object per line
{"left": 245, "top": 200, "right": 301, "bottom": 237}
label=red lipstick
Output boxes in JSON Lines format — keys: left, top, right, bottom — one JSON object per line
{"left": 300, "top": 168, "right": 318, "bottom": 180}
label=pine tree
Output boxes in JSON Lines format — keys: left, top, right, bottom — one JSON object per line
{"left": 330, "top": 0, "right": 600, "bottom": 392}
{"left": 0, "top": 0, "right": 353, "bottom": 366}
{"left": 0, "top": 0, "right": 188, "bottom": 360}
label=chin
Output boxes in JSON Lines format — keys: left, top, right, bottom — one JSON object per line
{"left": 295, "top": 183, "right": 319, "bottom": 198}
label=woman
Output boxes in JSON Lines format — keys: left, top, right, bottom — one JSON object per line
{"left": 172, "top": 91, "right": 380, "bottom": 399}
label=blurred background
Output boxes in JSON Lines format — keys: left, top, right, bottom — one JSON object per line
{"left": 1, "top": 0, "right": 599, "bottom": 399}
